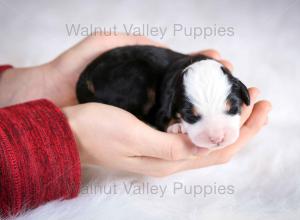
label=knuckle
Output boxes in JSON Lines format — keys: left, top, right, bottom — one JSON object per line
{"left": 205, "top": 49, "right": 219, "bottom": 54}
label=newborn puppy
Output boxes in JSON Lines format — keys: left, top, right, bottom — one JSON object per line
{"left": 76, "top": 46, "right": 250, "bottom": 149}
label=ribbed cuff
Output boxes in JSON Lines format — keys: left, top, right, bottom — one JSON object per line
{"left": 0, "top": 99, "right": 80, "bottom": 217}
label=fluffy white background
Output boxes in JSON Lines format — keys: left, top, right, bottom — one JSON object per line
{"left": 1, "top": 0, "right": 300, "bottom": 219}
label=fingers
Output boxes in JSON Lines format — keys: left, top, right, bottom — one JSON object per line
{"left": 215, "top": 100, "right": 272, "bottom": 159}
{"left": 264, "top": 116, "right": 269, "bottom": 125}
{"left": 132, "top": 35, "right": 166, "bottom": 48}
{"left": 137, "top": 129, "right": 208, "bottom": 161}
{"left": 130, "top": 100, "right": 271, "bottom": 176}
{"left": 197, "top": 49, "right": 221, "bottom": 59}
{"left": 240, "top": 87, "right": 260, "bottom": 126}
{"left": 53, "top": 34, "right": 165, "bottom": 74}
{"left": 243, "top": 101, "right": 272, "bottom": 132}
{"left": 218, "top": 60, "right": 233, "bottom": 72}
{"left": 70, "top": 34, "right": 165, "bottom": 62}
{"left": 191, "top": 49, "right": 233, "bottom": 71}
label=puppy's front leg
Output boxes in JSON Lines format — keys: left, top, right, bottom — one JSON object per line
{"left": 167, "top": 123, "right": 186, "bottom": 134}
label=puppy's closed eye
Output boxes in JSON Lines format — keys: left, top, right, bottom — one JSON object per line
{"left": 181, "top": 103, "right": 201, "bottom": 124}
{"left": 226, "top": 97, "right": 241, "bottom": 115}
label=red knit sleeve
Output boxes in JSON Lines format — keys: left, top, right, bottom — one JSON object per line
{"left": 0, "top": 65, "right": 13, "bottom": 73}
{"left": 0, "top": 99, "right": 81, "bottom": 217}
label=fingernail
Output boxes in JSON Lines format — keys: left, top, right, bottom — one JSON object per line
{"left": 264, "top": 117, "right": 269, "bottom": 125}
{"left": 253, "top": 89, "right": 260, "bottom": 100}
{"left": 266, "top": 104, "right": 272, "bottom": 113}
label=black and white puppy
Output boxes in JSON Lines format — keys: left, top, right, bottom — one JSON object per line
{"left": 76, "top": 46, "right": 250, "bottom": 149}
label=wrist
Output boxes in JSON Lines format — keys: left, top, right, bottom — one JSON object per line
{"left": 0, "top": 67, "right": 18, "bottom": 107}
{"left": 0, "top": 65, "right": 13, "bottom": 84}
{"left": 0, "top": 65, "right": 49, "bottom": 107}
{"left": 62, "top": 106, "right": 91, "bottom": 165}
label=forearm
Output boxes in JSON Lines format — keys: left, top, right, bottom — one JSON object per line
{"left": 0, "top": 63, "right": 67, "bottom": 108}
{"left": 0, "top": 66, "right": 39, "bottom": 107}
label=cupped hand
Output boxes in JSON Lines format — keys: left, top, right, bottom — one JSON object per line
{"left": 63, "top": 88, "right": 271, "bottom": 177}
{"left": 0, "top": 33, "right": 271, "bottom": 176}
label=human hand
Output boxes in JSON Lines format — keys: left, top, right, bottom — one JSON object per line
{"left": 0, "top": 33, "right": 270, "bottom": 176}
{"left": 0, "top": 33, "right": 232, "bottom": 108}
{"left": 62, "top": 90, "right": 271, "bottom": 177}
{"left": 0, "top": 34, "right": 164, "bottom": 107}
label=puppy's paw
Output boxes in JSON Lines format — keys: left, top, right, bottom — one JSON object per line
{"left": 167, "top": 123, "right": 186, "bottom": 134}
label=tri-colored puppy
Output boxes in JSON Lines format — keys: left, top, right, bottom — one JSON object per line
{"left": 76, "top": 46, "right": 250, "bottom": 149}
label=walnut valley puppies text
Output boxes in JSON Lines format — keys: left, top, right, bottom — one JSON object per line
{"left": 81, "top": 182, "right": 235, "bottom": 198}
{"left": 65, "top": 24, "right": 235, "bottom": 39}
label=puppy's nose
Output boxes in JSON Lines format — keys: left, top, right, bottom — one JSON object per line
{"left": 209, "top": 135, "right": 225, "bottom": 145}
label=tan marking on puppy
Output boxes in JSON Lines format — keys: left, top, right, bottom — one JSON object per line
{"left": 192, "top": 107, "right": 200, "bottom": 117}
{"left": 143, "top": 88, "right": 156, "bottom": 114}
{"left": 225, "top": 100, "right": 231, "bottom": 112}
{"left": 86, "top": 80, "right": 95, "bottom": 94}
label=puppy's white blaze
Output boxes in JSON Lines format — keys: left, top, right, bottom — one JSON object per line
{"left": 183, "top": 60, "right": 231, "bottom": 115}
{"left": 182, "top": 60, "right": 240, "bottom": 149}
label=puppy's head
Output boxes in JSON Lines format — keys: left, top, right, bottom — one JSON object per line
{"left": 174, "top": 59, "right": 250, "bottom": 149}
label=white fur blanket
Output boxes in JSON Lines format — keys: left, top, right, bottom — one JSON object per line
{"left": 1, "top": 0, "right": 299, "bottom": 219}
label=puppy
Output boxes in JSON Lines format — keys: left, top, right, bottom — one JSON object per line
{"left": 76, "top": 46, "right": 250, "bottom": 149}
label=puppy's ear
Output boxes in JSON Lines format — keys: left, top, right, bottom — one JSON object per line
{"left": 155, "top": 72, "right": 181, "bottom": 130}
{"left": 237, "top": 79, "right": 250, "bottom": 106}
{"left": 155, "top": 56, "right": 196, "bottom": 130}
{"left": 221, "top": 66, "right": 250, "bottom": 106}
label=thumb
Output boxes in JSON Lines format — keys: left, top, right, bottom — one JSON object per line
{"left": 137, "top": 129, "right": 208, "bottom": 161}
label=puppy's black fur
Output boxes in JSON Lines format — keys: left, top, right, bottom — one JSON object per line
{"left": 76, "top": 46, "right": 249, "bottom": 130}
